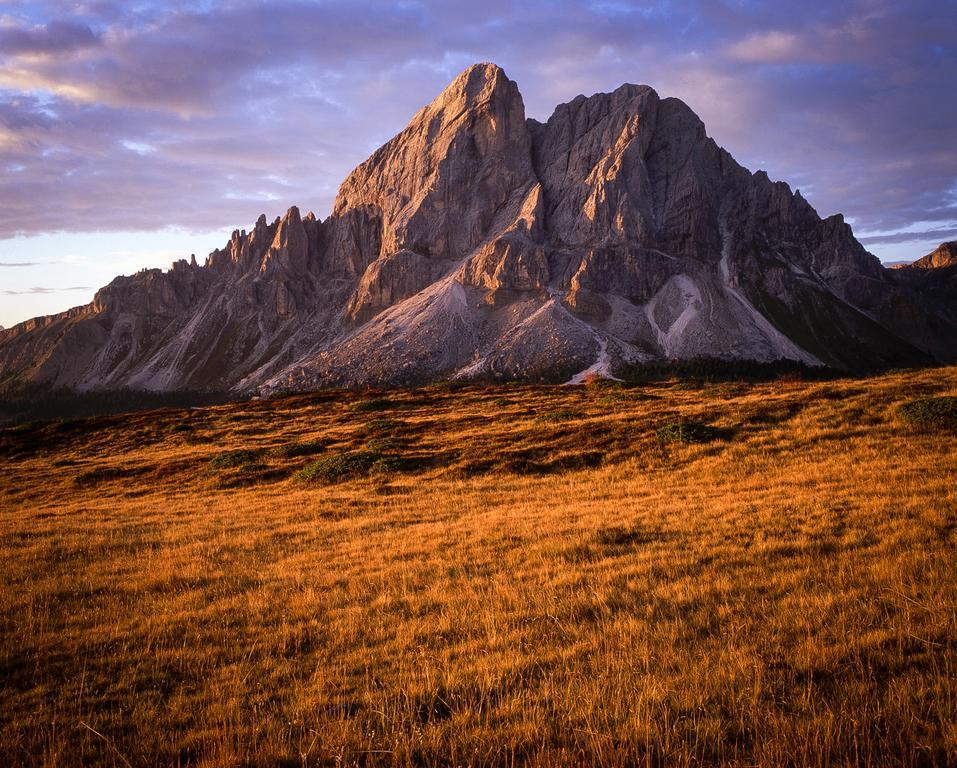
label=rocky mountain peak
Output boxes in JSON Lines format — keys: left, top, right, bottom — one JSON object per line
{"left": 435, "top": 62, "right": 517, "bottom": 111}
{"left": 261, "top": 205, "right": 308, "bottom": 274}
{"left": 326, "top": 63, "right": 535, "bottom": 291}
{"left": 2, "top": 62, "right": 954, "bottom": 393}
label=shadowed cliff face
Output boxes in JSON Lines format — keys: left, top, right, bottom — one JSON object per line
{"left": 1, "top": 63, "right": 953, "bottom": 393}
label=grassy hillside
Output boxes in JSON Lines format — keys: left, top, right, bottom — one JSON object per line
{"left": 1, "top": 369, "right": 956, "bottom": 766}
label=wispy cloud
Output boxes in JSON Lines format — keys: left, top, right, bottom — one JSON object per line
{"left": 0, "top": 18, "right": 100, "bottom": 56}
{"left": 859, "top": 227, "right": 957, "bottom": 246}
{"left": 0, "top": 261, "right": 42, "bottom": 266}
{"left": 2, "top": 285, "right": 91, "bottom": 295}
{"left": 726, "top": 31, "right": 809, "bottom": 63}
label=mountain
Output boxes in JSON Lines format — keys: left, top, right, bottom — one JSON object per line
{"left": 906, "top": 241, "right": 957, "bottom": 271}
{"left": 887, "top": 241, "right": 957, "bottom": 344}
{"left": 1, "top": 63, "right": 954, "bottom": 394}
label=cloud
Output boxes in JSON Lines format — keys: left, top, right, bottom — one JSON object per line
{"left": 0, "top": 0, "right": 952, "bottom": 264}
{"left": 0, "top": 260, "right": 42, "bottom": 266}
{"left": 0, "top": 2, "right": 430, "bottom": 115}
{"left": 2, "top": 285, "right": 91, "bottom": 295}
{"left": 859, "top": 227, "right": 957, "bottom": 246}
{"left": 0, "top": 18, "right": 99, "bottom": 55}
{"left": 726, "top": 31, "right": 807, "bottom": 62}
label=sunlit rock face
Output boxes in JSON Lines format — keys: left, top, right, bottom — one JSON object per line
{"left": 907, "top": 241, "right": 957, "bottom": 271}
{"left": 1, "top": 63, "right": 954, "bottom": 393}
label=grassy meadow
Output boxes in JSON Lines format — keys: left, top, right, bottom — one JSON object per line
{"left": 1, "top": 368, "right": 956, "bottom": 766}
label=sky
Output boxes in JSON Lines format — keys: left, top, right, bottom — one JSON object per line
{"left": 1, "top": 0, "right": 955, "bottom": 328}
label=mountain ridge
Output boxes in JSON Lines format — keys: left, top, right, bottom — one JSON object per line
{"left": 907, "top": 241, "right": 957, "bottom": 271}
{"left": 2, "top": 63, "right": 954, "bottom": 393}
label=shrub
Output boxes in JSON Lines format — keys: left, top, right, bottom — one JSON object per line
{"left": 533, "top": 409, "right": 578, "bottom": 424}
{"left": 362, "top": 418, "right": 403, "bottom": 435}
{"left": 208, "top": 449, "right": 262, "bottom": 470}
{"left": 269, "top": 439, "right": 325, "bottom": 459}
{"left": 899, "top": 396, "right": 957, "bottom": 432}
{"left": 655, "top": 420, "right": 721, "bottom": 444}
{"left": 365, "top": 436, "right": 402, "bottom": 453}
{"left": 294, "top": 450, "right": 398, "bottom": 484}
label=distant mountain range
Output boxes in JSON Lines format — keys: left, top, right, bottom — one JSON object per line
{"left": 2, "top": 63, "right": 955, "bottom": 394}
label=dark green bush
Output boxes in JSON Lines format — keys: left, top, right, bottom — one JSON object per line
{"left": 533, "top": 409, "right": 578, "bottom": 424}
{"left": 294, "top": 450, "right": 399, "bottom": 484}
{"left": 655, "top": 420, "right": 721, "bottom": 444}
{"left": 899, "top": 396, "right": 957, "bottom": 432}
{"left": 362, "top": 418, "right": 404, "bottom": 435}
{"left": 208, "top": 449, "right": 262, "bottom": 470}
{"left": 365, "top": 436, "right": 402, "bottom": 453}
{"left": 269, "top": 439, "right": 325, "bottom": 459}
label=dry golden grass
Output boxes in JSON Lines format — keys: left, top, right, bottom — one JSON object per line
{"left": 1, "top": 368, "right": 956, "bottom": 767}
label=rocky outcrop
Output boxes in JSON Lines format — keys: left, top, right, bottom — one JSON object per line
{"left": 329, "top": 63, "right": 535, "bottom": 265}
{"left": 1, "top": 63, "right": 954, "bottom": 394}
{"left": 346, "top": 249, "right": 439, "bottom": 323}
{"left": 462, "top": 231, "right": 549, "bottom": 300}
{"left": 907, "top": 241, "right": 957, "bottom": 271}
